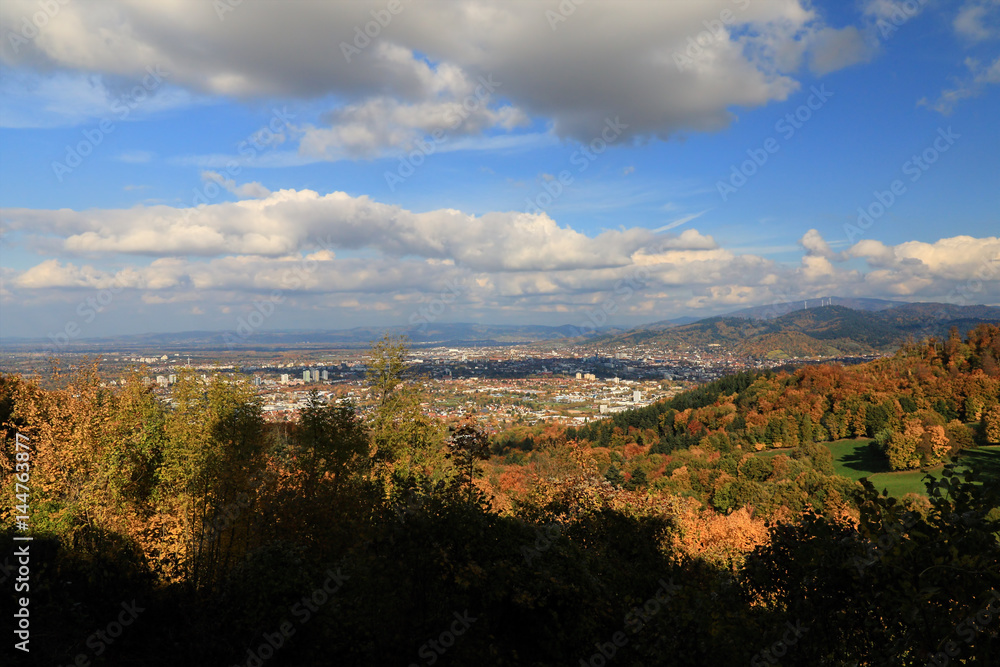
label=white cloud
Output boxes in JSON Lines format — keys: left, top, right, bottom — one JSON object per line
{"left": 0, "top": 0, "right": 865, "bottom": 149}
{"left": 1, "top": 188, "right": 660, "bottom": 271}
{"left": 921, "top": 56, "right": 1000, "bottom": 114}
{"left": 799, "top": 228, "right": 840, "bottom": 259}
{"left": 808, "top": 26, "right": 875, "bottom": 75}
{"left": 201, "top": 171, "right": 271, "bottom": 199}
{"left": 4, "top": 224, "right": 998, "bottom": 331}
{"left": 954, "top": 0, "right": 1000, "bottom": 41}
{"left": 862, "top": 0, "right": 928, "bottom": 22}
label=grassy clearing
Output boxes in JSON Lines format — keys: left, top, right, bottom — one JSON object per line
{"left": 822, "top": 438, "right": 1000, "bottom": 497}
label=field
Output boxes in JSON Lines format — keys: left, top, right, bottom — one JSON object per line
{"left": 823, "top": 438, "right": 1000, "bottom": 497}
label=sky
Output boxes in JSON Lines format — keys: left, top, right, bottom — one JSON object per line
{"left": 0, "top": 0, "right": 998, "bottom": 342}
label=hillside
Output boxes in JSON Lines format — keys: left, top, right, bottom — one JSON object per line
{"left": 589, "top": 302, "right": 1000, "bottom": 358}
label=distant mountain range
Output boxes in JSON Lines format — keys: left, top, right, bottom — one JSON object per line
{"left": 3, "top": 299, "right": 997, "bottom": 356}
{"left": 585, "top": 302, "right": 1000, "bottom": 359}
{"left": 0, "top": 322, "right": 588, "bottom": 351}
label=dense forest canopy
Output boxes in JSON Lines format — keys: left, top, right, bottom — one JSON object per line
{"left": 1, "top": 326, "right": 998, "bottom": 665}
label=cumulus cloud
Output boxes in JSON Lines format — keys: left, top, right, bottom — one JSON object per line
{"left": 6, "top": 196, "right": 997, "bottom": 307}
{"left": 0, "top": 0, "right": 866, "bottom": 148}
{"left": 808, "top": 26, "right": 875, "bottom": 75}
{"left": 1, "top": 188, "right": 659, "bottom": 271}
{"left": 799, "top": 228, "right": 841, "bottom": 259}
{"left": 4, "top": 213, "right": 998, "bottom": 329}
{"left": 201, "top": 171, "right": 271, "bottom": 199}
{"left": 954, "top": 0, "right": 1000, "bottom": 41}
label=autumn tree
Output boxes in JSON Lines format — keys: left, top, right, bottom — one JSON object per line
{"left": 158, "top": 370, "right": 269, "bottom": 590}
{"left": 294, "top": 390, "right": 370, "bottom": 496}
{"left": 365, "top": 334, "right": 443, "bottom": 474}
{"left": 982, "top": 404, "right": 1000, "bottom": 444}
{"left": 366, "top": 334, "right": 410, "bottom": 407}
{"left": 445, "top": 416, "right": 491, "bottom": 500}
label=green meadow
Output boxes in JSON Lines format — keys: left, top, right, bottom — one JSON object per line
{"left": 824, "top": 438, "right": 1000, "bottom": 497}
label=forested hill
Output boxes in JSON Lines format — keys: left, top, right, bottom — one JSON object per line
{"left": 586, "top": 302, "right": 1000, "bottom": 358}
{"left": 568, "top": 323, "right": 1000, "bottom": 472}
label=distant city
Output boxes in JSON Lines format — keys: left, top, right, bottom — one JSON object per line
{"left": 0, "top": 336, "right": 881, "bottom": 430}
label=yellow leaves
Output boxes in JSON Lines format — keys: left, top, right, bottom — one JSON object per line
{"left": 670, "top": 504, "right": 771, "bottom": 571}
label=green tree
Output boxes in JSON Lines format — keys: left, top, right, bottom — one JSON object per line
{"left": 365, "top": 335, "right": 443, "bottom": 472}
{"left": 625, "top": 466, "right": 648, "bottom": 491}
{"left": 160, "top": 371, "right": 269, "bottom": 590}
{"left": 366, "top": 334, "right": 410, "bottom": 407}
{"left": 605, "top": 463, "right": 625, "bottom": 488}
{"left": 445, "top": 417, "right": 490, "bottom": 500}
{"left": 294, "top": 390, "right": 370, "bottom": 497}
{"left": 98, "top": 371, "right": 166, "bottom": 508}
{"left": 741, "top": 467, "right": 1000, "bottom": 665}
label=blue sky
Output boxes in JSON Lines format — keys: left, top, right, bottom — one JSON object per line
{"left": 0, "top": 0, "right": 998, "bottom": 341}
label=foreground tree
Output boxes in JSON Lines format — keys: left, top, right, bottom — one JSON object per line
{"left": 445, "top": 416, "right": 490, "bottom": 500}
{"left": 294, "top": 390, "right": 370, "bottom": 497}
{"left": 741, "top": 466, "right": 1000, "bottom": 665}
{"left": 158, "top": 370, "right": 269, "bottom": 590}
{"left": 365, "top": 334, "right": 443, "bottom": 475}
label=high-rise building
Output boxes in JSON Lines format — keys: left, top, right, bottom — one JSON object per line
{"left": 280, "top": 374, "right": 290, "bottom": 384}
{"left": 303, "top": 370, "right": 311, "bottom": 382}
{"left": 321, "top": 370, "right": 329, "bottom": 380}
